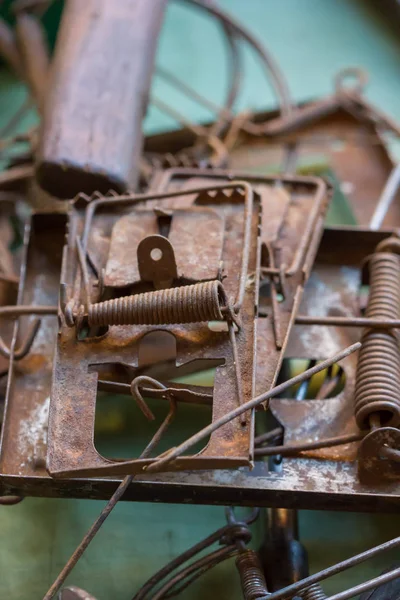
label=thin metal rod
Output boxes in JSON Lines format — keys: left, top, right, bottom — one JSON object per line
{"left": 151, "top": 546, "right": 236, "bottom": 600}
{"left": 145, "top": 342, "right": 361, "bottom": 472}
{"left": 181, "top": 0, "right": 293, "bottom": 119}
{"left": 151, "top": 96, "right": 228, "bottom": 165}
{"left": 0, "top": 318, "right": 40, "bottom": 360}
{"left": 13, "top": 318, "right": 41, "bottom": 360}
{"left": 254, "top": 432, "right": 365, "bottom": 457}
{"left": 75, "top": 236, "right": 92, "bottom": 309}
{"left": 133, "top": 524, "right": 240, "bottom": 600}
{"left": 325, "top": 565, "right": 400, "bottom": 600}
{"left": 156, "top": 66, "right": 235, "bottom": 122}
{"left": 157, "top": 549, "right": 236, "bottom": 599}
{"left": 42, "top": 476, "right": 133, "bottom": 600}
{"left": 97, "top": 380, "right": 213, "bottom": 405}
{"left": 43, "top": 381, "right": 176, "bottom": 600}
{"left": 261, "top": 534, "right": 400, "bottom": 600}
{"left": 228, "top": 320, "right": 246, "bottom": 425}
{"left": 295, "top": 359, "right": 316, "bottom": 400}
{"left": 254, "top": 427, "right": 283, "bottom": 447}
{"left": 316, "top": 370, "right": 341, "bottom": 400}
{"left": 370, "top": 163, "right": 400, "bottom": 230}
{"left": 0, "top": 304, "right": 57, "bottom": 318}
{"left": 295, "top": 315, "right": 400, "bottom": 328}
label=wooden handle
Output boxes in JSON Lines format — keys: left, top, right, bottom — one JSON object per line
{"left": 35, "top": 0, "right": 167, "bottom": 198}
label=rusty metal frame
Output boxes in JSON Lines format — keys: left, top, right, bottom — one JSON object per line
{"left": 46, "top": 182, "right": 262, "bottom": 477}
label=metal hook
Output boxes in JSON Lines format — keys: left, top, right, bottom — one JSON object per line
{"left": 334, "top": 67, "right": 368, "bottom": 98}
{"left": 130, "top": 375, "right": 168, "bottom": 421}
{"left": 225, "top": 506, "right": 260, "bottom": 526}
{"left": 0, "top": 318, "right": 41, "bottom": 361}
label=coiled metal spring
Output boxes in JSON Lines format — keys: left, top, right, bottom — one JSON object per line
{"left": 235, "top": 550, "right": 268, "bottom": 600}
{"left": 88, "top": 280, "right": 226, "bottom": 327}
{"left": 299, "top": 584, "right": 327, "bottom": 600}
{"left": 354, "top": 249, "right": 400, "bottom": 429}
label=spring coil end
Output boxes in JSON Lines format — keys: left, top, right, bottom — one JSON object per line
{"left": 299, "top": 583, "right": 327, "bottom": 600}
{"left": 235, "top": 550, "right": 268, "bottom": 600}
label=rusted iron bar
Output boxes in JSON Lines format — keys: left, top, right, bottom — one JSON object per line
{"left": 0, "top": 304, "right": 57, "bottom": 318}
{"left": 254, "top": 432, "right": 365, "bottom": 457}
{"left": 295, "top": 315, "right": 400, "bottom": 328}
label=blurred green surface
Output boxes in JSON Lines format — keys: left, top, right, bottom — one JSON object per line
{"left": 1, "top": 1, "right": 400, "bottom": 599}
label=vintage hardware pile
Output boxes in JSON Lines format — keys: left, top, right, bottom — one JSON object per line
{"left": 1, "top": 0, "right": 400, "bottom": 599}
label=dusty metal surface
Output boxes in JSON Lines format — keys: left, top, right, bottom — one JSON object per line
{"left": 0, "top": 213, "right": 65, "bottom": 485}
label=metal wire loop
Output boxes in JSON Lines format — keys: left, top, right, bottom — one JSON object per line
{"left": 130, "top": 376, "right": 168, "bottom": 422}
{"left": 0, "top": 318, "right": 41, "bottom": 361}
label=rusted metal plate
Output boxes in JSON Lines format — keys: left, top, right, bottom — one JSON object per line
{"left": 0, "top": 213, "right": 66, "bottom": 482}
{"left": 258, "top": 184, "right": 291, "bottom": 244}
{"left": 104, "top": 207, "right": 225, "bottom": 288}
{"left": 104, "top": 211, "right": 158, "bottom": 287}
{"left": 168, "top": 208, "right": 224, "bottom": 281}
{"left": 270, "top": 265, "right": 361, "bottom": 462}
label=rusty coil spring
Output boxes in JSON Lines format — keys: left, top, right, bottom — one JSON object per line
{"left": 235, "top": 550, "right": 268, "bottom": 600}
{"left": 88, "top": 281, "right": 226, "bottom": 327}
{"left": 299, "top": 584, "right": 327, "bottom": 600}
{"left": 354, "top": 251, "right": 400, "bottom": 429}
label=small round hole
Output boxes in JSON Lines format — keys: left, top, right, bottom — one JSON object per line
{"left": 150, "top": 248, "right": 163, "bottom": 261}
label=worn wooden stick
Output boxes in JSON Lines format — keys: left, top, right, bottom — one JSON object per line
{"left": 36, "top": 0, "right": 167, "bottom": 198}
